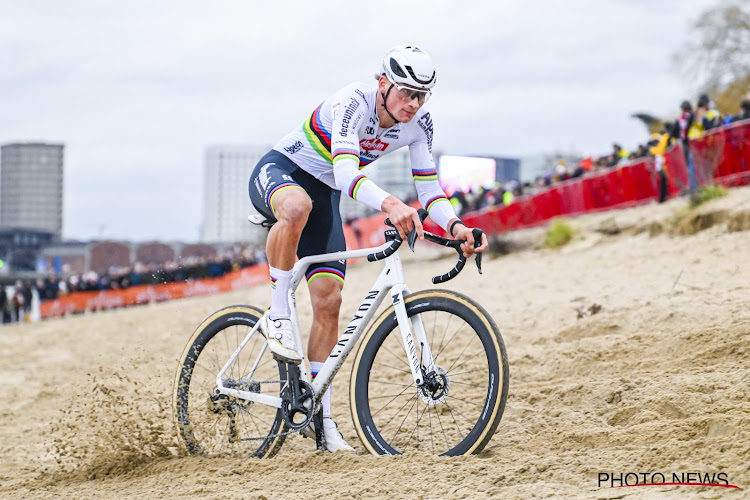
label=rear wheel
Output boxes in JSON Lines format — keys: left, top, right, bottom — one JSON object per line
{"left": 173, "top": 305, "right": 288, "bottom": 458}
{"left": 350, "top": 290, "right": 509, "bottom": 456}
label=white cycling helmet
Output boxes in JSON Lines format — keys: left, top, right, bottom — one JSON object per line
{"left": 377, "top": 45, "right": 436, "bottom": 90}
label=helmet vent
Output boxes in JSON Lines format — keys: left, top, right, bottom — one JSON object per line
{"left": 405, "top": 66, "right": 435, "bottom": 85}
{"left": 389, "top": 58, "right": 407, "bottom": 78}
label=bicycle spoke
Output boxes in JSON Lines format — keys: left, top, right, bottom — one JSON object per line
{"left": 194, "top": 362, "right": 219, "bottom": 379}
{"left": 432, "top": 402, "right": 450, "bottom": 450}
{"left": 379, "top": 342, "right": 411, "bottom": 368}
{"left": 445, "top": 394, "right": 481, "bottom": 407}
{"left": 432, "top": 310, "right": 438, "bottom": 350}
{"left": 449, "top": 380, "right": 485, "bottom": 387}
{"left": 389, "top": 393, "right": 419, "bottom": 444}
{"left": 371, "top": 383, "right": 416, "bottom": 417}
{"left": 446, "top": 335, "right": 477, "bottom": 373}
{"left": 445, "top": 368, "right": 485, "bottom": 378}
{"left": 206, "top": 343, "right": 223, "bottom": 375}
{"left": 447, "top": 349, "right": 487, "bottom": 375}
{"left": 240, "top": 328, "right": 257, "bottom": 377}
{"left": 427, "top": 399, "right": 435, "bottom": 454}
{"left": 407, "top": 397, "right": 431, "bottom": 447}
{"left": 368, "top": 380, "right": 415, "bottom": 388}
{"left": 370, "top": 392, "right": 417, "bottom": 399}
{"left": 441, "top": 400, "right": 466, "bottom": 442}
{"left": 372, "top": 383, "right": 416, "bottom": 418}
{"left": 435, "top": 313, "right": 453, "bottom": 362}
{"left": 373, "top": 360, "right": 412, "bottom": 374}
{"left": 434, "top": 320, "right": 466, "bottom": 365}
{"left": 223, "top": 330, "right": 232, "bottom": 380}
{"left": 443, "top": 399, "right": 476, "bottom": 427}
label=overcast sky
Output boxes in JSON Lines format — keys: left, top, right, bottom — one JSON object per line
{"left": 0, "top": 0, "right": 717, "bottom": 242}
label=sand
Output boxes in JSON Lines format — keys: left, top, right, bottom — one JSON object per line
{"left": 1, "top": 187, "right": 748, "bottom": 499}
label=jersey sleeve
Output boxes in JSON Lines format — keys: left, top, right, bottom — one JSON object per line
{"left": 409, "top": 112, "right": 458, "bottom": 231}
{"left": 329, "top": 87, "right": 391, "bottom": 211}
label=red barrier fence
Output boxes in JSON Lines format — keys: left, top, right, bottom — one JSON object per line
{"left": 352, "top": 119, "right": 750, "bottom": 245}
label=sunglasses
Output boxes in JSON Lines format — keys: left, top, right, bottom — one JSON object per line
{"left": 391, "top": 82, "right": 431, "bottom": 104}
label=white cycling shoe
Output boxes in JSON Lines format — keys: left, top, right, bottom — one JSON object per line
{"left": 302, "top": 417, "right": 355, "bottom": 453}
{"left": 262, "top": 315, "right": 302, "bottom": 363}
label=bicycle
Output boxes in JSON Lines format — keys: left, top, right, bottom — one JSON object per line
{"left": 173, "top": 209, "right": 509, "bottom": 458}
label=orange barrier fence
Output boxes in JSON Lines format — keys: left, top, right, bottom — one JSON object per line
{"left": 40, "top": 264, "right": 269, "bottom": 319}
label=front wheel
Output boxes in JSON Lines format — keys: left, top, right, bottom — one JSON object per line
{"left": 173, "top": 305, "right": 288, "bottom": 459}
{"left": 350, "top": 290, "right": 509, "bottom": 456}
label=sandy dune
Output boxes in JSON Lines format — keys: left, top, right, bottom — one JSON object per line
{"left": 1, "top": 187, "right": 748, "bottom": 499}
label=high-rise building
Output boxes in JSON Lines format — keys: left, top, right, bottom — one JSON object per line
{"left": 202, "top": 145, "right": 270, "bottom": 244}
{"left": 0, "top": 142, "right": 64, "bottom": 239}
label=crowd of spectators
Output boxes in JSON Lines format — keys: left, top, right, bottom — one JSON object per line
{"left": 445, "top": 92, "right": 750, "bottom": 216}
{"left": 32, "top": 245, "right": 266, "bottom": 305}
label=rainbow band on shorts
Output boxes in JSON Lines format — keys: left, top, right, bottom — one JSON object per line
{"left": 412, "top": 167, "right": 438, "bottom": 182}
{"left": 268, "top": 183, "right": 305, "bottom": 217}
{"left": 348, "top": 175, "right": 368, "bottom": 200}
{"left": 306, "top": 267, "right": 345, "bottom": 284}
{"left": 426, "top": 195, "right": 450, "bottom": 211}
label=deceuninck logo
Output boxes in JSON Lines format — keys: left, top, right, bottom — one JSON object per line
{"left": 598, "top": 472, "right": 741, "bottom": 490}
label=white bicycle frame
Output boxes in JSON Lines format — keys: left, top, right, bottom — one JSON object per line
{"left": 213, "top": 240, "right": 437, "bottom": 410}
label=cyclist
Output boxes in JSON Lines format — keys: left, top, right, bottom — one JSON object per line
{"left": 248, "top": 45, "right": 488, "bottom": 452}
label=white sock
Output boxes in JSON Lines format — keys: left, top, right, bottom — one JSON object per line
{"left": 269, "top": 266, "right": 291, "bottom": 320}
{"left": 310, "top": 361, "right": 331, "bottom": 419}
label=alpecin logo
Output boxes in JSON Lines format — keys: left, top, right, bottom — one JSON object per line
{"left": 360, "top": 138, "right": 388, "bottom": 152}
{"left": 598, "top": 471, "right": 741, "bottom": 490}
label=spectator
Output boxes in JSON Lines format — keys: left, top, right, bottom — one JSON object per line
{"left": 675, "top": 100, "right": 698, "bottom": 194}
{"left": 648, "top": 131, "right": 671, "bottom": 203}
{"left": 697, "top": 93, "right": 721, "bottom": 131}
{"left": 733, "top": 99, "right": 750, "bottom": 122}
{"left": 0, "top": 286, "right": 6, "bottom": 324}
{"left": 13, "top": 281, "right": 25, "bottom": 322}
{"left": 21, "top": 281, "right": 33, "bottom": 318}
{"left": 612, "top": 143, "right": 630, "bottom": 166}
{"left": 554, "top": 159, "right": 569, "bottom": 181}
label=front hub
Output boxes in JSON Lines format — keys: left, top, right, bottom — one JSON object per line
{"left": 418, "top": 366, "right": 449, "bottom": 405}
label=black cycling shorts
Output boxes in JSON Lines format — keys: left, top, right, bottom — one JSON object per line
{"left": 249, "top": 150, "right": 346, "bottom": 285}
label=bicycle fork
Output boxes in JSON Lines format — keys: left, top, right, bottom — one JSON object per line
{"left": 390, "top": 284, "right": 436, "bottom": 387}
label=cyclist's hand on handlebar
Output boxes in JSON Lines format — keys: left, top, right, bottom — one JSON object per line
{"left": 381, "top": 196, "right": 424, "bottom": 241}
{"left": 452, "top": 225, "right": 488, "bottom": 257}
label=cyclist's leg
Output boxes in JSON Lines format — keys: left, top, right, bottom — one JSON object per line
{"left": 249, "top": 152, "right": 312, "bottom": 362}
{"left": 249, "top": 151, "right": 311, "bottom": 320}
{"left": 295, "top": 186, "right": 346, "bottom": 362}
{"left": 295, "top": 183, "right": 354, "bottom": 450}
